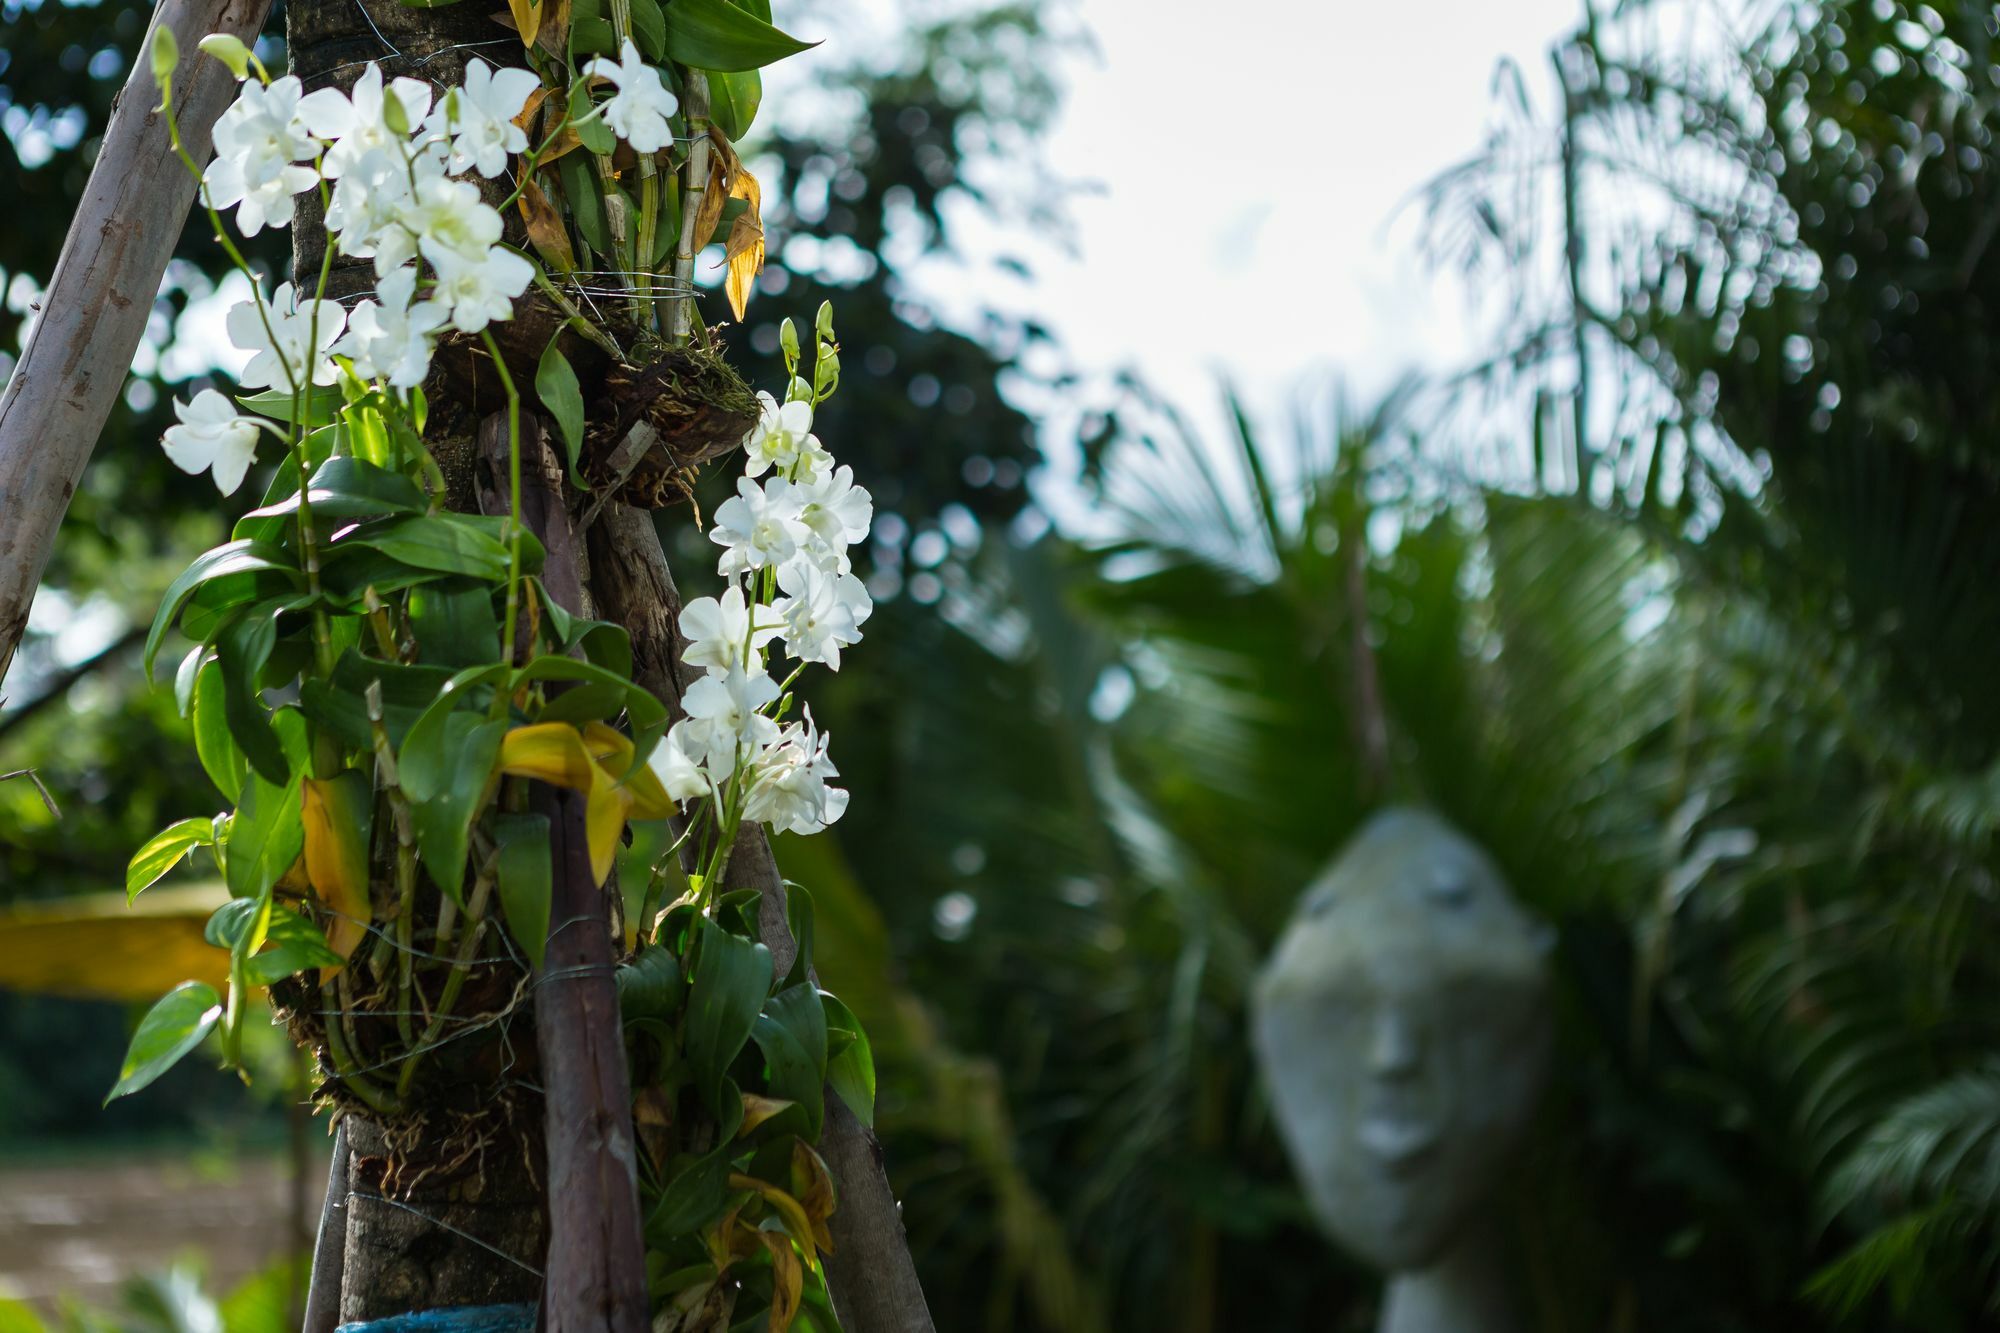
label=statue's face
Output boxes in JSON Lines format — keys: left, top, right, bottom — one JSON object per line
{"left": 1251, "top": 810, "right": 1551, "bottom": 1273}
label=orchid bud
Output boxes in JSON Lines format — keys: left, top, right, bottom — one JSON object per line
{"left": 198, "top": 33, "right": 252, "bottom": 80}
{"left": 149, "top": 25, "right": 180, "bottom": 96}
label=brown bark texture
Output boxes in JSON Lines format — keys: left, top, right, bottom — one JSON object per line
{"left": 0, "top": 0, "right": 271, "bottom": 687}
{"left": 485, "top": 414, "right": 649, "bottom": 1333}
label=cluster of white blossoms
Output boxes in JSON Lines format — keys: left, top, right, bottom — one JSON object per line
{"left": 649, "top": 386, "right": 873, "bottom": 836}
{"left": 162, "top": 42, "right": 684, "bottom": 493}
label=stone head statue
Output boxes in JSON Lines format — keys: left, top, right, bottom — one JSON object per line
{"left": 1252, "top": 808, "right": 1552, "bottom": 1280}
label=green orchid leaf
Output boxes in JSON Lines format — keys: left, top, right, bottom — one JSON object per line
{"left": 629, "top": 0, "right": 666, "bottom": 62}
{"left": 299, "top": 652, "right": 460, "bottom": 752}
{"left": 688, "top": 918, "right": 772, "bottom": 1115}
{"left": 332, "top": 513, "right": 514, "bottom": 583}
{"left": 750, "top": 981, "right": 828, "bottom": 1137}
{"left": 408, "top": 579, "right": 502, "bottom": 668}
{"left": 662, "top": 0, "right": 815, "bottom": 72}
{"left": 534, "top": 337, "right": 588, "bottom": 488}
{"left": 145, "top": 541, "right": 300, "bottom": 678}
{"left": 192, "top": 660, "right": 247, "bottom": 803}
{"left": 820, "top": 992, "right": 875, "bottom": 1128}
{"left": 234, "top": 385, "right": 341, "bottom": 427}
{"left": 216, "top": 610, "right": 287, "bottom": 786}
{"left": 223, "top": 710, "right": 307, "bottom": 901}
{"left": 241, "top": 457, "right": 427, "bottom": 523}
{"left": 401, "top": 703, "right": 506, "bottom": 901}
{"left": 493, "top": 812, "right": 553, "bottom": 970}
{"left": 708, "top": 68, "right": 762, "bottom": 141}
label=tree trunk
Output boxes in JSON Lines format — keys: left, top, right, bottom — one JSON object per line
{"left": 284, "top": 3, "right": 584, "bottom": 1323}
{"left": 281, "top": 2, "right": 936, "bottom": 1324}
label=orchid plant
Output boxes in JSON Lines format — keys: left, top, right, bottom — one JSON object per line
{"left": 120, "top": 12, "right": 868, "bottom": 1327}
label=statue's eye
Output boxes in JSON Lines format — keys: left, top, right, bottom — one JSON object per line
{"left": 1305, "top": 890, "right": 1336, "bottom": 919}
{"left": 1430, "top": 873, "right": 1472, "bottom": 908}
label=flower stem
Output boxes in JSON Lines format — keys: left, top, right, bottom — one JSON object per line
{"left": 669, "top": 70, "right": 711, "bottom": 343}
{"left": 395, "top": 845, "right": 500, "bottom": 1100}
{"left": 480, "top": 328, "right": 525, "bottom": 696}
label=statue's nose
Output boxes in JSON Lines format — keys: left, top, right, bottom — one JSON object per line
{"left": 1368, "top": 1005, "right": 1425, "bottom": 1078}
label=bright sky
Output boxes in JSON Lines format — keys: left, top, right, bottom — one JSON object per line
{"left": 922, "top": 0, "right": 1582, "bottom": 444}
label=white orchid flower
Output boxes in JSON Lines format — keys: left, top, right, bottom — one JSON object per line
{"left": 225, "top": 281, "right": 347, "bottom": 390}
{"left": 161, "top": 390, "right": 266, "bottom": 496}
{"left": 582, "top": 40, "right": 679, "bottom": 155}
{"left": 428, "top": 59, "right": 541, "bottom": 178}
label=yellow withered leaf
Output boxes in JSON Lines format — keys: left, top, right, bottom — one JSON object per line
{"left": 790, "top": 1140, "right": 838, "bottom": 1255}
{"left": 500, "top": 722, "right": 600, "bottom": 791}
{"left": 302, "top": 770, "right": 374, "bottom": 972}
{"left": 739, "top": 1092, "right": 797, "bottom": 1137}
{"left": 757, "top": 1229, "right": 804, "bottom": 1333}
{"left": 512, "top": 84, "right": 551, "bottom": 136}
{"left": 537, "top": 125, "right": 585, "bottom": 167}
{"left": 580, "top": 721, "right": 675, "bottom": 819}
{"left": 692, "top": 127, "right": 739, "bottom": 255}
{"left": 723, "top": 167, "right": 765, "bottom": 322}
{"left": 500, "top": 723, "right": 674, "bottom": 886}
{"left": 707, "top": 1206, "right": 761, "bottom": 1269}
{"left": 533, "top": 0, "right": 570, "bottom": 58}
{"left": 518, "top": 177, "right": 576, "bottom": 274}
{"left": 505, "top": 0, "right": 542, "bottom": 50}
{"left": 728, "top": 1173, "right": 820, "bottom": 1263}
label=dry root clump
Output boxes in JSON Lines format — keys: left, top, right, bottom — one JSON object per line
{"left": 271, "top": 951, "right": 541, "bottom": 1200}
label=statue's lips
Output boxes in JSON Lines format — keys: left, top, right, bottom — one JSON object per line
{"left": 1357, "top": 1114, "right": 1440, "bottom": 1172}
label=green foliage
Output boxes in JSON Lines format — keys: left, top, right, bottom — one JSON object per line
{"left": 107, "top": 981, "right": 222, "bottom": 1101}
{"left": 619, "top": 891, "right": 863, "bottom": 1329}
{"left": 659, "top": 0, "right": 815, "bottom": 72}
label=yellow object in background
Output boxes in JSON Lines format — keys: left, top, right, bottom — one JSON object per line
{"left": 0, "top": 882, "right": 230, "bottom": 1003}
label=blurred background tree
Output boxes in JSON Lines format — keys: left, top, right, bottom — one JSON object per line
{"left": 9, "top": 0, "right": 2000, "bottom": 1330}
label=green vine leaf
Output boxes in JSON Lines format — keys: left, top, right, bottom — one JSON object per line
{"left": 204, "top": 900, "right": 343, "bottom": 985}
{"left": 223, "top": 712, "right": 307, "bottom": 902}
{"left": 106, "top": 982, "right": 223, "bottom": 1103}
{"left": 127, "top": 817, "right": 217, "bottom": 903}
{"left": 192, "top": 660, "right": 247, "bottom": 803}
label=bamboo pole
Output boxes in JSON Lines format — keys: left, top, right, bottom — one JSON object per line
{"left": 0, "top": 0, "right": 271, "bottom": 687}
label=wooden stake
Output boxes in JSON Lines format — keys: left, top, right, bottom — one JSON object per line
{"left": 0, "top": 0, "right": 271, "bottom": 685}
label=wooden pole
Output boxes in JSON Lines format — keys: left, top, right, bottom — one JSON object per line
{"left": 0, "top": 0, "right": 271, "bottom": 687}
{"left": 483, "top": 415, "right": 649, "bottom": 1333}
